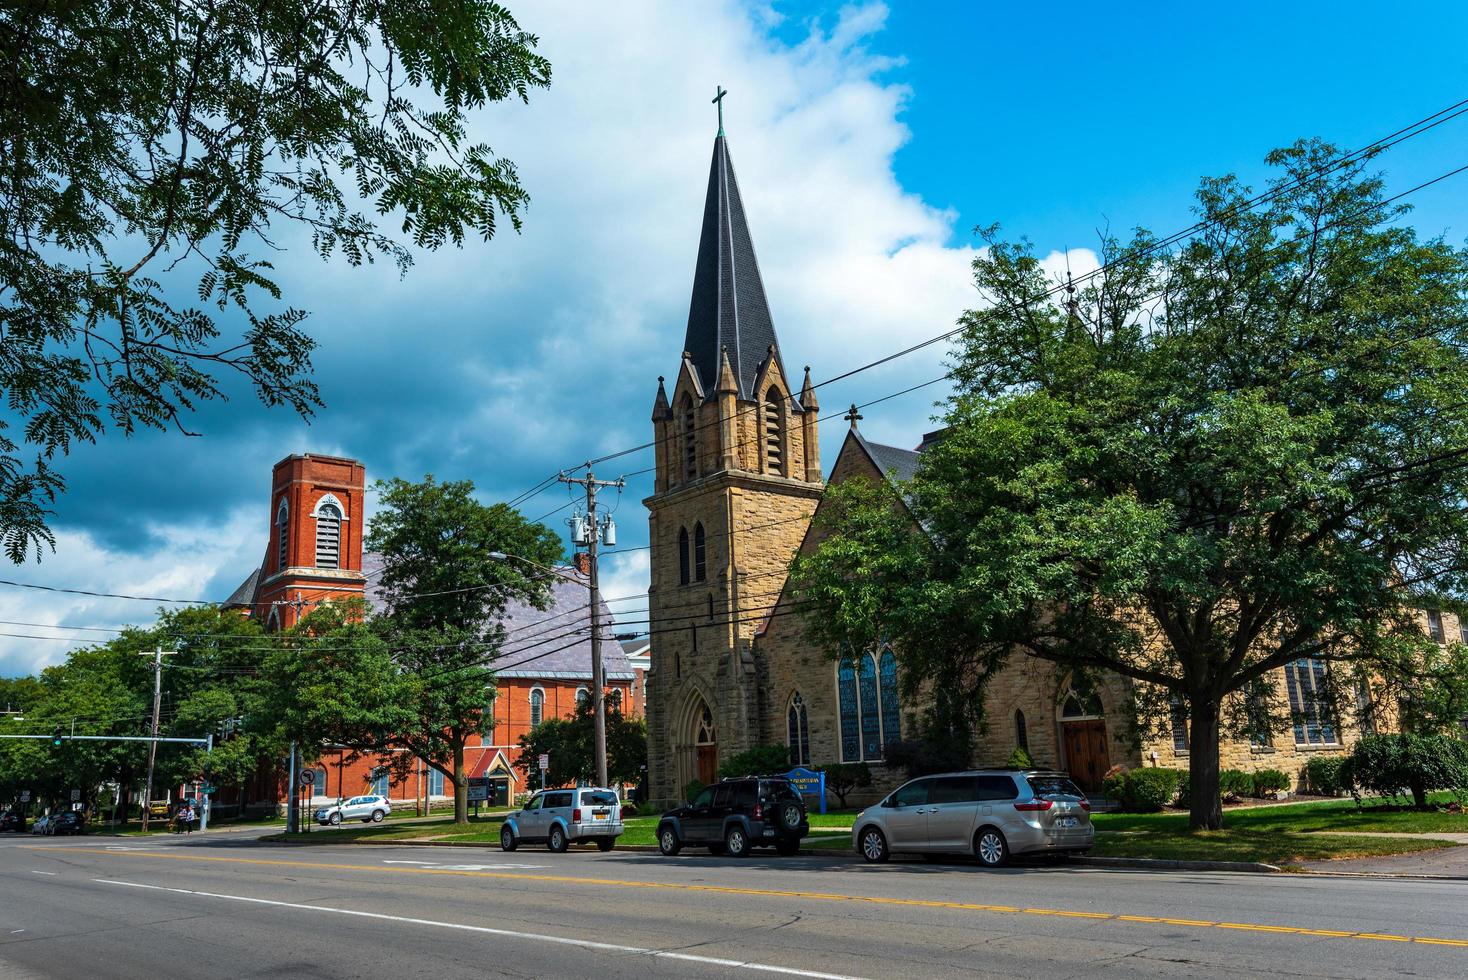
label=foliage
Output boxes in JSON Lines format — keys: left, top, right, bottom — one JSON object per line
{"left": 0, "top": 1, "right": 551, "bottom": 562}
{"left": 881, "top": 738, "right": 972, "bottom": 779}
{"left": 514, "top": 697, "right": 647, "bottom": 790}
{"left": 1004, "top": 746, "right": 1033, "bottom": 769}
{"left": 1344, "top": 733, "right": 1468, "bottom": 809}
{"left": 1252, "top": 768, "right": 1291, "bottom": 796}
{"left": 718, "top": 744, "right": 796, "bottom": 779}
{"left": 1101, "top": 767, "right": 1182, "bottom": 812}
{"left": 1368, "top": 641, "right": 1468, "bottom": 736}
{"left": 821, "top": 762, "right": 872, "bottom": 807}
{"left": 1218, "top": 770, "right": 1255, "bottom": 800}
{"left": 682, "top": 779, "right": 705, "bottom": 803}
{"left": 1305, "top": 756, "right": 1349, "bottom": 797}
{"left": 790, "top": 139, "right": 1468, "bottom": 830}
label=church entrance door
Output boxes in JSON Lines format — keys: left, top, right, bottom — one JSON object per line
{"left": 694, "top": 701, "right": 718, "bottom": 786}
{"left": 1062, "top": 720, "right": 1110, "bottom": 792}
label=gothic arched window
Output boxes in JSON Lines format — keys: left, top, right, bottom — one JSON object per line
{"left": 764, "top": 388, "right": 784, "bottom": 475}
{"left": 575, "top": 687, "right": 589, "bottom": 707}
{"left": 314, "top": 501, "right": 342, "bottom": 569}
{"left": 679, "top": 394, "right": 697, "bottom": 481}
{"left": 276, "top": 499, "right": 290, "bottom": 570}
{"left": 787, "top": 692, "right": 811, "bottom": 766}
{"left": 529, "top": 687, "right": 545, "bottom": 727}
{"left": 678, "top": 527, "right": 691, "bottom": 585}
{"left": 693, "top": 523, "right": 707, "bottom": 582}
{"left": 878, "top": 647, "right": 901, "bottom": 752}
{"left": 837, "top": 647, "right": 903, "bottom": 762}
{"left": 1015, "top": 709, "right": 1029, "bottom": 752}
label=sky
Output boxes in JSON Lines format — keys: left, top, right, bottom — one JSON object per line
{"left": 4, "top": 0, "right": 1468, "bottom": 676}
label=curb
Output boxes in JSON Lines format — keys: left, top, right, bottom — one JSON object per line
{"left": 1073, "top": 855, "right": 1281, "bottom": 874}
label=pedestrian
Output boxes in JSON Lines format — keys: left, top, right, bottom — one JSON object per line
{"left": 180, "top": 802, "right": 194, "bottom": 834}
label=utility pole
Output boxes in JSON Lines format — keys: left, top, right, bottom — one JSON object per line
{"left": 558, "top": 467, "right": 625, "bottom": 789}
{"left": 138, "top": 647, "right": 176, "bottom": 831}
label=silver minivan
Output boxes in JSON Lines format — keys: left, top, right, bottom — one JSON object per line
{"left": 853, "top": 770, "right": 1093, "bottom": 867}
{"left": 501, "top": 787, "right": 624, "bottom": 853}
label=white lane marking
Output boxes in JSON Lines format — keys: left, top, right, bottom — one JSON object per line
{"left": 9, "top": 930, "right": 23, "bottom": 934}
{"left": 381, "top": 860, "right": 550, "bottom": 871}
{"left": 28, "top": 871, "right": 56, "bottom": 876}
{"left": 94, "top": 879, "right": 867, "bottom": 980}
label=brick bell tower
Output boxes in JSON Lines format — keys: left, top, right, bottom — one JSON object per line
{"left": 253, "top": 454, "right": 368, "bottom": 630}
{"left": 644, "top": 119, "right": 824, "bottom": 802}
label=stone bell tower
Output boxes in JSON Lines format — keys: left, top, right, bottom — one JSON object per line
{"left": 644, "top": 116, "right": 824, "bottom": 803}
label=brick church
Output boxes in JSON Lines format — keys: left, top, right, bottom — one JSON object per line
{"left": 224, "top": 454, "right": 635, "bottom": 812}
{"left": 642, "top": 123, "right": 1376, "bottom": 805}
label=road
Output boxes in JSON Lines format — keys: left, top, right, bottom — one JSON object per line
{"left": 1, "top": 830, "right": 1465, "bottom": 978}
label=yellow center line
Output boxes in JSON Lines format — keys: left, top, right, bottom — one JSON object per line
{"left": 23, "top": 846, "right": 1468, "bottom": 950}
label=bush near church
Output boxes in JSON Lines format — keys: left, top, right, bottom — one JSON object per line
{"left": 1305, "top": 756, "right": 1349, "bottom": 797}
{"left": 821, "top": 762, "right": 872, "bottom": 808}
{"left": 1344, "top": 733, "right": 1468, "bottom": 809}
{"left": 1102, "top": 767, "right": 1184, "bottom": 812}
{"left": 1251, "top": 768, "right": 1291, "bottom": 798}
{"left": 1218, "top": 769, "right": 1254, "bottom": 800}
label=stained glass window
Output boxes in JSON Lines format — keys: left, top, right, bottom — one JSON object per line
{"left": 878, "top": 648, "right": 901, "bottom": 751}
{"left": 787, "top": 693, "right": 810, "bottom": 766}
{"left": 1285, "top": 658, "right": 1336, "bottom": 746}
{"left": 837, "top": 659, "right": 859, "bottom": 761}
{"left": 858, "top": 652, "right": 881, "bottom": 760}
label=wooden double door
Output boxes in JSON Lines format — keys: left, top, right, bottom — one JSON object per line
{"left": 1062, "top": 719, "right": 1111, "bottom": 792}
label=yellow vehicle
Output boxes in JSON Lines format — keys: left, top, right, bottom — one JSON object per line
{"left": 147, "top": 800, "right": 170, "bottom": 817}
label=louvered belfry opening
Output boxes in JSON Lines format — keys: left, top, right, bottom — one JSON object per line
{"left": 315, "top": 503, "right": 342, "bottom": 568}
{"left": 764, "top": 389, "right": 783, "bottom": 474}
{"left": 681, "top": 398, "right": 697, "bottom": 481}
{"left": 276, "top": 500, "right": 289, "bottom": 570}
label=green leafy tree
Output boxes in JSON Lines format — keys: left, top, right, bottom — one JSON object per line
{"left": 515, "top": 695, "right": 648, "bottom": 790}
{"left": 821, "top": 762, "right": 871, "bottom": 808}
{"left": 792, "top": 140, "right": 1468, "bottom": 830}
{"left": 0, "top": 1, "right": 551, "bottom": 562}
{"left": 717, "top": 744, "right": 793, "bottom": 779}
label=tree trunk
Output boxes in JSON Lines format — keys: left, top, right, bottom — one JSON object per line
{"left": 1187, "top": 696, "right": 1224, "bottom": 831}
{"left": 453, "top": 742, "right": 468, "bottom": 825}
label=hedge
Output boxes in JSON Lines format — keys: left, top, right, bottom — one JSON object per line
{"left": 1344, "top": 733, "right": 1468, "bottom": 808}
{"left": 1102, "top": 767, "right": 1183, "bottom": 811}
{"left": 1305, "top": 756, "right": 1348, "bottom": 796}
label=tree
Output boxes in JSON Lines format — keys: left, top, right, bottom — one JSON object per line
{"left": 515, "top": 695, "right": 648, "bottom": 790}
{"left": 0, "top": 1, "right": 551, "bottom": 562}
{"left": 717, "top": 744, "right": 792, "bottom": 779}
{"left": 792, "top": 140, "right": 1468, "bottom": 830}
{"left": 367, "top": 476, "right": 563, "bottom": 824}
{"left": 821, "top": 762, "right": 871, "bottom": 809}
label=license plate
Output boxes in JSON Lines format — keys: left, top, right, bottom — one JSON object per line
{"left": 1057, "top": 817, "right": 1078, "bottom": 828}
{"left": 591, "top": 813, "right": 606, "bottom": 821}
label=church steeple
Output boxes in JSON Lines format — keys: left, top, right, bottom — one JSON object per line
{"left": 681, "top": 128, "right": 793, "bottom": 407}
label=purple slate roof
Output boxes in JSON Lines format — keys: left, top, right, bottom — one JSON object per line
{"left": 362, "top": 552, "right": 632, "bottom": 682}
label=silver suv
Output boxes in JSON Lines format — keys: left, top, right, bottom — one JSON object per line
{"left": 853, "top": 770, "right": 1092, "bottom": 867}
{"left": 500, "top": 787, "right": 624, "bottom": 853}
{"left": 316, "top": 795, "right": 391, "bottom": 826}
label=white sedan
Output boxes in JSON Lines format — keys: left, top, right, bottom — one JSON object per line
{"left": 315, "top": 795, "right": 391, "bottom": 826}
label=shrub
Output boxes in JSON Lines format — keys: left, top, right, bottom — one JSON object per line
{"left": 1252, "top": 768, "right": 1291, "bottom": 796}
{"left": 1218, "top": 769, "right": 1254, "bottom": 800}
{"left": 682, "top": 779, "right": 705, "bottom": 803}
{"left": 1125, "top": 767, "right": 1183, "bottom": 811}
{"left": 1101, "top": 766, "right": 1128, "bottom": 804}
{"left": 821, "top": 762, "right": 872, "bottom": 808}
{"left": 1005, "top": 746, "right": 1034, "bottom": 769}
{"left": 718, "top": 744, "right": 797, "bottom": 779}
{"left": 1345, "top": 733, "right": 1468, "bottom": 808}
{"left": 1304, "top": 756, "right": 1348, "bottom": 796}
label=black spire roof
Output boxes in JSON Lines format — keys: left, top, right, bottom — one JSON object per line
{"left": 682, "top": 133, "right": 793, "bottom": 405}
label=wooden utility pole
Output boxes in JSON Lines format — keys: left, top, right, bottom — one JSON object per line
{"left": 138, "top": 647, "right": 176, "bottom": 831}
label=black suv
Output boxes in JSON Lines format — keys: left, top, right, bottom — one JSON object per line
{"left": 657, "top": 776, "right": 809, "bottom": 857}
{"left": 0, "top": 809, "right": 25, "bottom": 832}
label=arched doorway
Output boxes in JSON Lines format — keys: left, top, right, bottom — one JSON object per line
{"left": 1058, "top": 687, "right": 1109, "bottom": 792}
{"left": 693, "top": 700, "right": 718, "bottom": 785}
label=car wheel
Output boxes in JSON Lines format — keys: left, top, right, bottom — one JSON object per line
{"left": 775, "top": 838, "right": 800, "bottom": 857}
{"left": 858, "top": 826, "right": 889, "bottom": 864}
{"left": 724, "top": 825, "right": 750, "bottom": 858}
{"left": 975, "top": 827, "right": 1009, "bottom": 868}
{"left": 500, "top": 826, "right": 517, "bottom": 852}
{"left": 778, "top": 802, "right": 802, "bottom": 831}
{"left": 548, "top": 824, "right": 568, "bottom": 853}
{"left": 329, "top": 812, "right": 342, "bottom": 826}
{"left": 371, "top": 810, "right": 385, "bottom": 823}
{"left": 658, "top": 825, "right": 682, "bottom": 856}
{"left": 596, "top": 838, "right": 615, "bottom": 852}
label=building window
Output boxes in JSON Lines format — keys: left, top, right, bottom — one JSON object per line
{"left": 764, "top": 388, "right": 784, "bottom": 475}
{"left": 312, "top": 768, "right": 328, "bottom": 799}
{"left": 370, "top": 769, "right": 389, "bottom": 797}
{"left": 678, "top": 527, "right": 690, "bottom": 586}
{"left": 276, "top": 499, "right": 289, "bottom": 570}
{"left": 575, "top": 687, "right": 588, "bottom": 707}
{"left": 529, "top": 688, "right": 545, "bottom": 727}
{"left": 1427, "top": 609, "right": 1445, "bottom": 644}
{"left": 1284, "top": 658, "right": 1337, "bottom": 746}
{"left": 680, "top": 394, "right": 697, "bottom": 481}
{"left": 693, "top": 523, "right": 707, "bottom": 582}
{"left": 1169, "top": 696, "right": 1189, "bottom": 752}
{"left": 837, "top": 649, "right": 902, "bottom": 762}
{"left": 786, "top": 692, "right": 810, "bottom": 767}
{"left": 1460, "top": 616, "right": 1468, "bottom": 645}
{"left": 1060, "top": 688, "right": 1103, "bottom": 718}
{"left": 428, "top": 768, "right": 445, "bottom": 797}
{"left": 1015, "top": 709, "right": 1028, "bottom": 753}
{"left": 314, "top": 501, "right": 342, "bottom": 568}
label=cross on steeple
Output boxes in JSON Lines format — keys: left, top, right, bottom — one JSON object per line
{"left": 712, "top": 85, "right": 728, "bottom": 135}
{"left": 844, "top": 404, "right": 863, "bottom": 429}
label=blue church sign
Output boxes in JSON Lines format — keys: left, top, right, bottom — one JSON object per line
{"left": 784, "top": 767, "right": 826, "bottom": 814}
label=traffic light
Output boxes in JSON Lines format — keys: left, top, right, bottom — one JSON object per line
{"left": 50, "top": 726, "right": 62, "bottom": 747}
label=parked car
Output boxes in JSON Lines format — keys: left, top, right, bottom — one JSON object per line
{"left": 656, "top": 776, "right": 809, "bottom": 858}
{"left": 29, "top": 815, "right": 52, "bottom": 835}
{"left": 0, "top": 809, "right": 25, "bottom": 832}
{"left": 315, "top": 795, "right": 391, "bottom": 826}
{"left": 47, "top": 811, "right": 85, "bottom": 836}
{"left": 853, "top": 770, "right": 1093, "bottom": 867}
{"left": 501, "top": 787, "right": 624, "bottom": 853}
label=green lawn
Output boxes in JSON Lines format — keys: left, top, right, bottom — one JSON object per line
{"left": 1093, "top": 793, "right": 1468, "bottom": 836}
{"left": 1092, "top": 829, "right": 1454, "bottom": 865}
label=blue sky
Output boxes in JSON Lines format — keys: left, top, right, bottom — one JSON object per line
{"left": 3, "top": 1, "right": 1468, "bottom": 675}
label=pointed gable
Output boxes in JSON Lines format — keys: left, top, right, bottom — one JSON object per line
{"left": 682, "top": 133, "right": 795, "bottom": 406}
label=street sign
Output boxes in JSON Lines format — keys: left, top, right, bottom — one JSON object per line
{"left": 201, "top": 784, "right": 216, "bottom": 794}
{"left": 537, "top": 753, "right": 549, "bottom": 771}
{"left": 69, "top": 788, "right": 80, "bottom": 802}
{"left": 299, "top": 770, "right": 316, "bottom": 786}
{"left": 467, "top": 777, "right": 489, "bottom": 803}
{"left": 72, "top": 802, "right": 83, "bottom": 811}
{"left": 19, "top": 791, "right": 30, "bottom": 802}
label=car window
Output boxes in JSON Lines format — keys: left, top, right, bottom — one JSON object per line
{"left": 1026, "top": 776, "right": 1085, "bottom": 799}
{"left": 580, "top": 791, "right": 618, "bottom": 807}
{"left": 930, "top": 776, "right": 978, "bottom": 805}
{"left": 731, "top": 781, "right": 758, "bottom": 807}
{"left": 976, "top": 775, "right": 1019, "bottom": 801}
{"left": 762, "top": 780, "right": 801, "bottom": 803}
{"left": 524, "top": 795, "right": 542, "bottom": 811}
{"left": 692, "top": 787, "right": 714, "bottom": 807}
{"left": 889, "top": 779, "right": 932, "bottom": 807}
{"left": 546, "top": 791, "right": 574, "bottom": 808}
{"left": 711, "top": 784, "right": 732, "bottom": 808}
{"left": 347, "top": 797, "right": 363, "bottom": 806}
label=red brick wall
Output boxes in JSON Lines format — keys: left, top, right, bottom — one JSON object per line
{"left": 254, "top": 454, "right": 367, "bottom": 629}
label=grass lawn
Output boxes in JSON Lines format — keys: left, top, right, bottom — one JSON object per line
{"left": 1092, "top": 829, "right": 1454, "bottom": 866}
{"left": 1093, "top": 793, "right": 1468, "bottom": 836}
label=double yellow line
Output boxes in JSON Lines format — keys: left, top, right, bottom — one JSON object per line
{"left": 26, "top": 846, "right": 1468, "bottom": 950}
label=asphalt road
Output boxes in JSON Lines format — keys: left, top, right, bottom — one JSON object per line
{"left": 2, "top": 831, "right": 1465, "bottom": 978}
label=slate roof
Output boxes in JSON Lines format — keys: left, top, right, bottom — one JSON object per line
{"left": 223, "top": 567, "right": 260, "bottom": 609}
{"left": 362, "top": 553, "right": 632, "bottom": 682}
{"left": 852, "top": 430, "right": 923, "bottom": 483}
{"left": 682, "top": 133, "right": 798, "bottom": 408}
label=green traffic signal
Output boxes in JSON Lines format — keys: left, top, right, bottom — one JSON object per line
{"left": 50, "top": 726, "right": 62, "bottom": 747}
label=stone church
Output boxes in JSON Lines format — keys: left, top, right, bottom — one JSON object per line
{"left": 642, "top": 125, "right": 1379, "bottom": 805}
